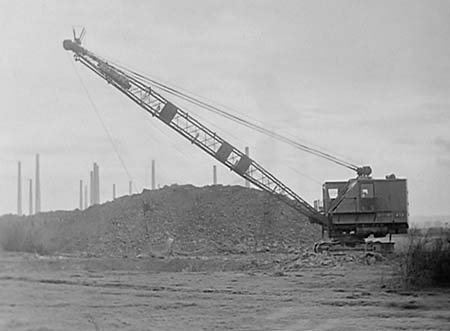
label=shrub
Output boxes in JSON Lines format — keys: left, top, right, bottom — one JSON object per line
{"left": 0, "top": 218, "right": 52, "bottom": 255}
{"left": 398, "top": 230, "right": 450, "bottom": 288}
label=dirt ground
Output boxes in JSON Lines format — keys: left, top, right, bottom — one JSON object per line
{"left": 0, "top": 252, "right": 449, "bottom": 331}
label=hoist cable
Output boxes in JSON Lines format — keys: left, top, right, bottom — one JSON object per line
{"left": 106, "top": 61, "right": 359, "bottom": 171}
{"left": 69, "top": 56, "right": 139, "bottom": 192}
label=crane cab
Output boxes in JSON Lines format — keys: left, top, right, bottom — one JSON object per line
{"left": 322, "top": 175, "right": 408, "bottom": 239}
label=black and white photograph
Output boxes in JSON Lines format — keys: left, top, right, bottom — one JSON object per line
{"left": 0, "top": 1, "right": 449, "bottom": 330}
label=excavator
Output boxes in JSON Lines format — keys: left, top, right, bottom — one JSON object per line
{"left": 63, "top": 30, "right": 408, "bottom": 253}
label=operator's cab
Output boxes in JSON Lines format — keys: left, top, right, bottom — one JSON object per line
{"left": 322, "top": 175, "right": 408, "bottom": 238}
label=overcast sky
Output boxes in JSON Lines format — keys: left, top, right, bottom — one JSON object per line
{"left": 1, "top": 0, "right": 449, "bottom": 217}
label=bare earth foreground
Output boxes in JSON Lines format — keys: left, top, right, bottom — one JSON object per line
{"left": 0, "top": 252, "right": 449, "bottom": 331}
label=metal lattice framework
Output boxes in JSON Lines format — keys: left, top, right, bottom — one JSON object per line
{"left": 64, "top": 39, "right": 328, "bottom": 226}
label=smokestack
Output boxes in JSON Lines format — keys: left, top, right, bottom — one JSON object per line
{"left": 89, "top": 170, "right": 94, "bottom": 206}
{"left": 245, "top": 147, "right": 250, "bottom": 188}
{"left": 79, "top": 180, "right": 83, "bottom": 210}
{"left": 17, "top": 161, "right": 22, "bottom": 216}
{"left": 93, "top": 164, "right": 97, "bottom": 204}
{"left": 29, "top": 179, "right": 33, "bottom": 215}
{"left": 213, "top": 165, "right": 217, "bottom": 185}
{"left": 35, "top": 154, "right": 41, "bottom": 213}
{"left": 84, "top": 185, "right": 88, "bottom": 209}
{"left": 97, "top": 165, "right": 100, "bottom": 203}
{"left": 113, "top": 184, "right": 116, "bottom": 200}
{"left": 151, "top": 160, "right": 156, "bottom": 190}
{"left": 129, "top": 181, "right": 132, "bottom": 195}
{"left": 93, "top": 163, "right": 100, "bottom": 204}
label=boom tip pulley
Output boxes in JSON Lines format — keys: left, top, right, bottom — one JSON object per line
{"left": 63, "top": 26, "right": 87, "bottom": 56}
{"left": 72, "top": 26, "right": 86, "bottom": 45}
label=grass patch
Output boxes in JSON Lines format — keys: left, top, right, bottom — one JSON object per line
{"left": 0, "top": 216, "right": 53, "bottom": 255}
{"left": 397, "top": 228, "right": 450, "bottom": 288}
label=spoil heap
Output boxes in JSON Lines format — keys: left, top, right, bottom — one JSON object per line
{"left": 0, "top": 185, "right": 321, "bottom": 257}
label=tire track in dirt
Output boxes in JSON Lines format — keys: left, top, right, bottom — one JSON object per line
{"left": 0, "top": 275, "right": 272, "bottom": 297}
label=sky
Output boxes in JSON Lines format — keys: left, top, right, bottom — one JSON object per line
{"left": 0, "top": 0, "right": 449, "bottom": 217}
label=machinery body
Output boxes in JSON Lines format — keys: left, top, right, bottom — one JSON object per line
{"left": 323, "top": 176, "right": 408, "bottom": 239}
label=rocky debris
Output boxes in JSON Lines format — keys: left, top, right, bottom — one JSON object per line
{"left": 0, "top": 184, "right": 322, "bottom": 257}
{"left": 281, "top": 251, "right": 385, "bottom": 271}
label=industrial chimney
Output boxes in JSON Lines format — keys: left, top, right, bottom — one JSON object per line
{"left": 151, "top": 160, "right": 156, "bottom": 190}
{"left": 94, "top": 163, "right": 100, "bottom": 204}
{"left": 90, "top": 163, "right": 100, "bottom": 205}
{"left": 29, "top": 179, "right": 33, "bottom": 215}
{"left": 213, "top": 165, "right": 217, "bottom": 185}
{"left": 35, "top": 154, "right": 41, "bottom": 213}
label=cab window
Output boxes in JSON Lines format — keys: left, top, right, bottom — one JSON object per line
{"left": 328, "top": 188, "right": 338, "bottom": 199}
{"left": 361, "top": 183, "right": 374, "bottom": 198}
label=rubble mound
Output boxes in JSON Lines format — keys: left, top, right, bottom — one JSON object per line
{"left": 0, "top": 184, "right": 321, "bottom": 257}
